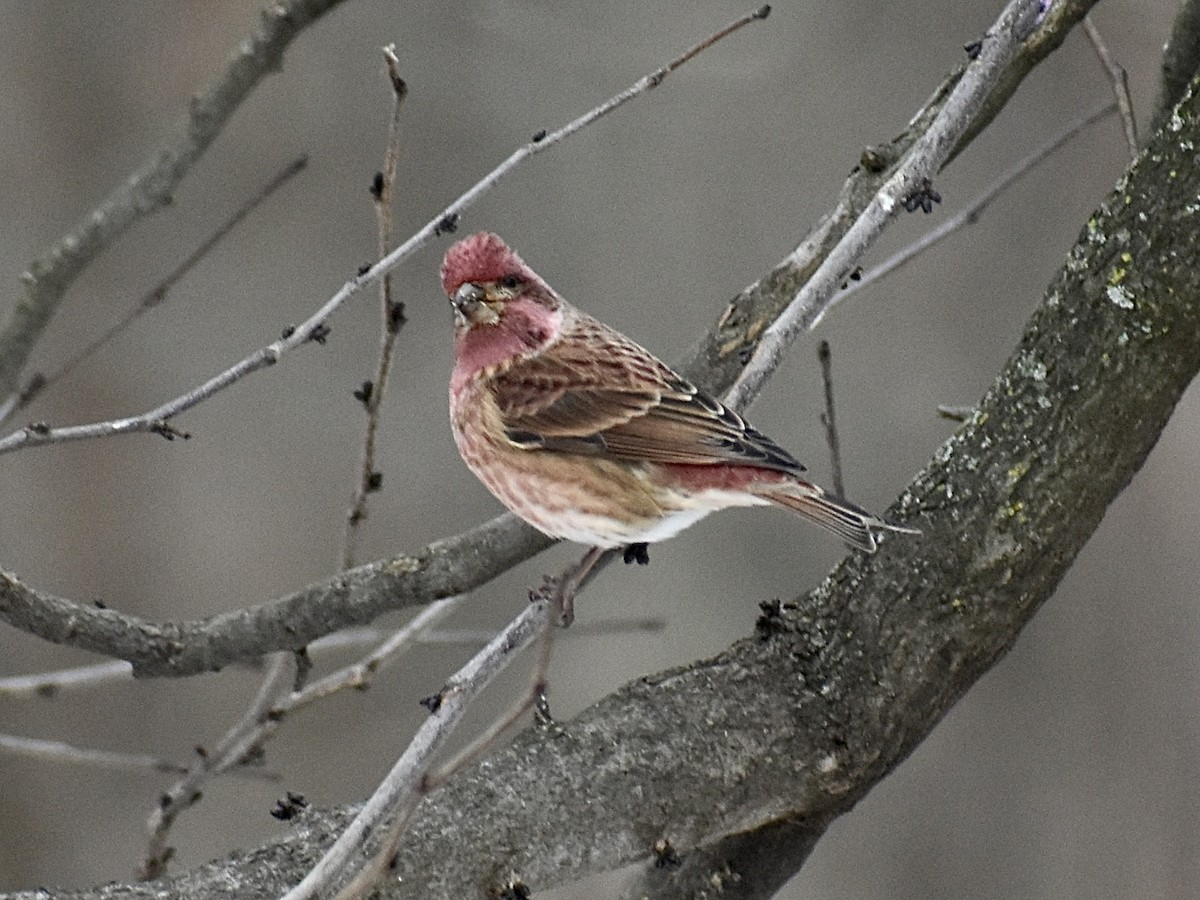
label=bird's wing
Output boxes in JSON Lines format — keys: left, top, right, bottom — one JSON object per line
{"left": 490, "top": 314, "right": 804, "bottom": 473}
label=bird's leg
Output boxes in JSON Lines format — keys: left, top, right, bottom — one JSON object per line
{"left": 622, "top": 542, "right": 650, "bottom": 565}
{"left": 536, "top": 546, "right": 613, "bottom": 627}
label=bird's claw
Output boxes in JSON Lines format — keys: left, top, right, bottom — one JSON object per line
{"left": 623, "top": 542, "right": 650, "bottom": 565}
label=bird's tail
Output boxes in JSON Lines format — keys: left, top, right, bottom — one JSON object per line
{"left": 754, "top": 479, "right": 918, "bottom": 553}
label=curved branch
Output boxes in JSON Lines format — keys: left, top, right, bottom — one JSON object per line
{"left": 0, "top": 514, "right": 551, "bottom": 678}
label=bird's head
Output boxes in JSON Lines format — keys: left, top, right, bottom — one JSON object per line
{"left": 441, "top": 233, "right": 564, "bottom": 379}
{"left": 441, "top": 232, "right": 559, "bottom": 330}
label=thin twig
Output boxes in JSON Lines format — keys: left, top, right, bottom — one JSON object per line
{"left": 280, "top": 597, "right": 553, "bottom": 900}
{"left": 342, "top": 633, "right": 554, "bottom": 900}
{"left": 1, "top": 156, "right": 308, "bottom": 426}
{"left": 139, "top": 597, "right": 462, "bottom": 880}
{"left": 273, "top": 596, "right": 461, "bottom": 709}
{"left": 825, "top": 100, "right": 1115, "bottom": 318}
{"left": 1082, "top": 15, "right": 1137, "bottom": 160}
{"left": 0, "top": 659, "right": 134, "bottom": 698}
{"left": 0, "top": 5, "right": 769, "bottom": 459}
{"left": 342, "top": 47, "right": 410, "bottom": 570}
{"left": 141, "top": 652, "right": 295, "bottom": 880}
{"left": 0, "top": 732, "right": 274, "bottom": 779}
{"left": 0, "top": 614, "right": 662, "bottom": 700}
{"left": 816, "top": 341, "right": 845, "bottom": 499}
{"left": 724, "top": 0, "right": 1046, "bottom": 413}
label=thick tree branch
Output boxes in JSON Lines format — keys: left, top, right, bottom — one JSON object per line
{"left": 0, "top": 514, "right": 551, "bottom": 678}
{"left": 12, "top": 61, "right": 1200, "bottom": 900}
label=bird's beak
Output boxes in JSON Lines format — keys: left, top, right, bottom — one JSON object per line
{"left": 451, "top": 282, "right": 498, "bottom": 326}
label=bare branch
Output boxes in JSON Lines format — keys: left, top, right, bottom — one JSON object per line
{"left": 827, "top": 100, "right": 1115, "bottom": 316}
{"left": 1, "top": 156, "right": 308, "bottom": 427}
{"left": 342, "top": 46, "right": 410, "bottom": 570}
{"left": 1082, "top": 15, "right": 1137, "bottom": 159}
{"left": 0, "top": 513, "right": 551, "bottom": 678}
{"left": 0, "top": 732, "right": 271, "bottom": 780}
{"left": 816, "top": 340, "right": 845, "bottom": 499}
{"left": 142, "top": 653, "right": 296, "bottom": 879}
{"left": 278, "top": 597, "right": 553, "bottom": 900}
{"left": 724, "top": 0, "right": 1046, "bottom": 411}
{"left": 0, "top": 659, "right": 133, "bottom": 698}
{"left": 0, "top": 0, "right": 347, "bottom": 402}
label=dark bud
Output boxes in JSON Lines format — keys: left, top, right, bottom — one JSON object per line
{"left": 353, "top": 381, "right": 374, "bottom": 407}
{"left": 152, "top": 422, "right": 190, "bottom": 441}
{"left": 435, "top": 213, "right": 459, "bottom": 236}
{"left": 357, "top": 262, "right": 372, "bottom": 277}
{"left": 369, "top": 171, "right": 385, "bottom": 201}
{"left": 194, "top": 745, "right": 208, "bottom": 759}
{"left": 755, "top": 598, "right": 795, "bottom": 640}
{"left": 754, "top": 4, "right": 771, "bottom": 20}
{"left": 494, "top": 880, "right": 532, "bottom": 900}
{"left": 839, "top": 266, "right": 864, "bottom": 289}
{"left": 859, "top": 145, "right": 890, "bottom": 173}
{"left": 419, "top": 692, "right": 443, "bottom": 714}
{"left": 964, "top": 39, "right": 983, "bottom": 60}
{"left": 623, "top": 542, "right": 650, "bottom": 566}
{"left": 387, "top": 300, "right": 407, "bottom": 334}
{"left": 653, "top": 838, "right": 682, "bottom": 869}
{"left": 307, "top": 323, "right": 332, "bottom": 345}
{"left": 903, "top": 178, "right": 942, "bottom": 214}
{"left": 366, "top": 471, "right": 383, "bottom": 492}
{"left": 531, "top": 129, "right": 547, "bottom": 143}
{"left": 93, "top": 598, "right": 108, "bottom": 609}
{"left": 281, "top": 325, "right": 296, "bottom": 339}
{"left": 27, "top": 421, "right": 51, "bottom": 436}
{"left": 269, "top": 791, "right": 310, "bottom": 821}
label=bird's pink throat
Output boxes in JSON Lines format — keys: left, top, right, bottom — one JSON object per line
{"left": 451, "top": 296, "right": 561, "bottom": 392}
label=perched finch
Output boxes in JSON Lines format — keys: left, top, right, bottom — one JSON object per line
{"left": 442, "top": 232, "right": 913, "bottom": 580}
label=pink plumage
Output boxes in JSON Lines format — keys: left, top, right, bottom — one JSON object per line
{"left": 442, "top": 232, "right": 914, "bottom": 553}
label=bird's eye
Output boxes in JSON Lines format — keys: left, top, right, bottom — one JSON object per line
{"left": 499, "top": 275, "right": 521, "bottom": 290}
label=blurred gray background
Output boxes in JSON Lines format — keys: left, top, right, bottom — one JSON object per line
{"left": 0, "top": 1, "right": 1194, "bottom": 897}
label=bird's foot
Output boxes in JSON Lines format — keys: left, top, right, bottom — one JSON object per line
{"left": 623, "top": 542, "right": 650, "bottom": 566}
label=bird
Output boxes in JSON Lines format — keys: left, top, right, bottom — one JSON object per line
{"left": 441, "top": 232, "right": 914, "bottom": 619}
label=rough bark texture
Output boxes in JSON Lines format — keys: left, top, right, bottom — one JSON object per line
{"left": 7, "top": 72, "right": 1198, "bottom": 900}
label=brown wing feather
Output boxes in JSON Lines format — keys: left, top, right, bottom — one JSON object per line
{"left": 489, "top": 313, "right": 804, "bottom": 474}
